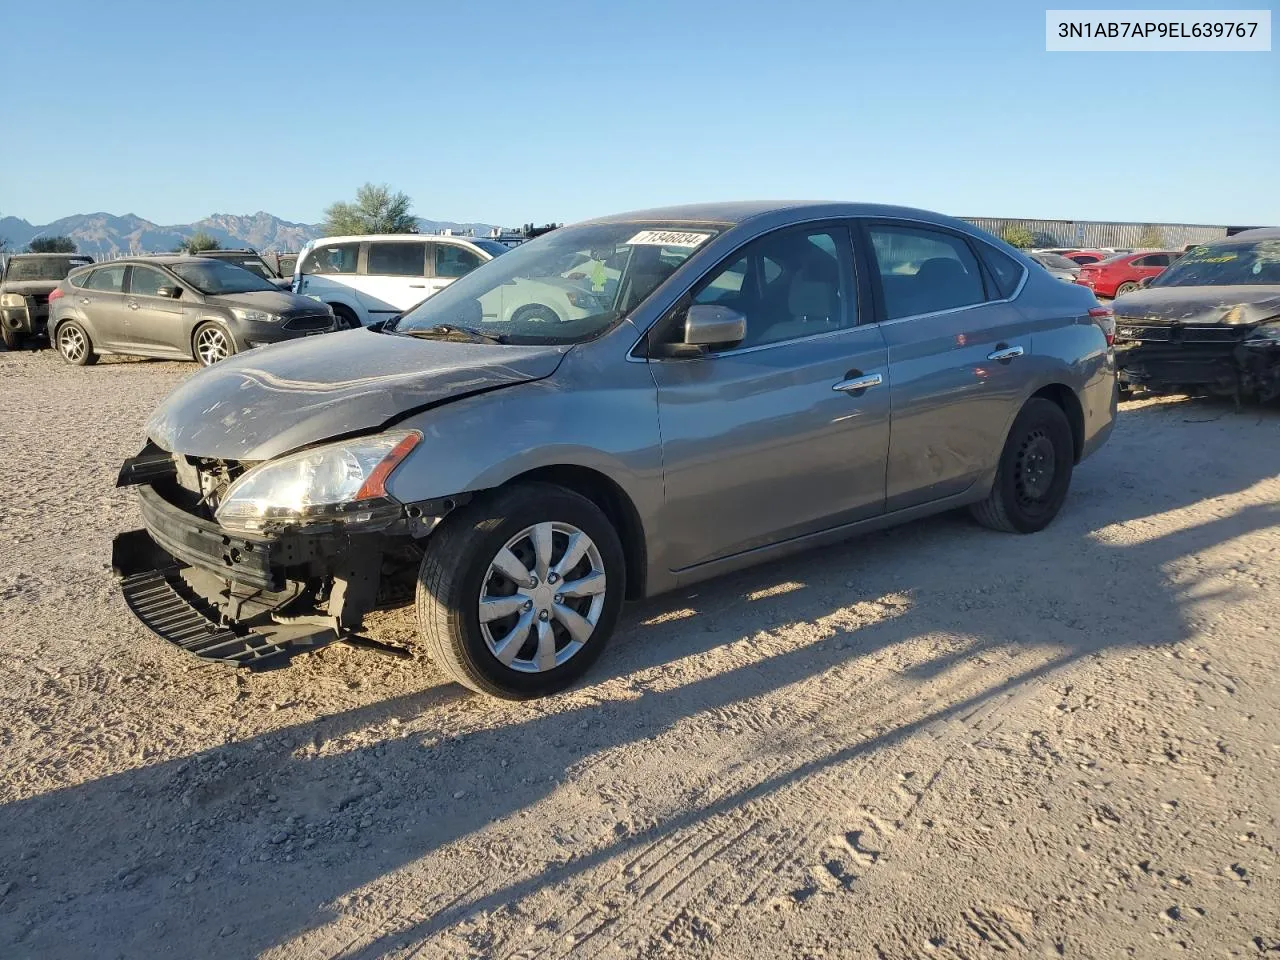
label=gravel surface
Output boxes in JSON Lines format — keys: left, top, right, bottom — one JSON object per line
{"left": 1, "top": 347, "right": 1277, "bottom": 960}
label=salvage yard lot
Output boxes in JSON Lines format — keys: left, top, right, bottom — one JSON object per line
{"left": 0, "top": 349, "right": 1277, "bottom": 959}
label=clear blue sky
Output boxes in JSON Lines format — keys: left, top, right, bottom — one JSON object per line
{"left": 3, "top": 0, "right": 1276, "bottom": 227}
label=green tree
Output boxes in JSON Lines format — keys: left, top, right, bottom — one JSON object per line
{"left": 1000, "top": 225, "right": 1035, "bottom": 249}
{"left": 322, "top": 183, "right": 416, "bottom": 236}
{"left": 28, "top": 235, "right": 77, "bottom": 253}
{"left": 176, "top": 231, "right": 222, "bottom": 254}
{"left": 1138, "top": 224, "right": 1165, "bottom": 248}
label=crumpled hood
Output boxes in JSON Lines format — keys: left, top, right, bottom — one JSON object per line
{"left": 146, "top": 327, "right": 570, "bottom": 460}
{"left": 214, "top": 289, "right": 328, "bottom": 315}
{"left": 1111, "top": 285, "right": 1280, "bottom": 326}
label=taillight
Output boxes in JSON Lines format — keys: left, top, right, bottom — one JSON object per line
{"left": 48, "top": 288, "right": 65, "bottom": 303}
{"left": 1089, "top": 305, "right": 1115, "bottom": 346}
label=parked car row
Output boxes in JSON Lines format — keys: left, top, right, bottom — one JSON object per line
{"left": 110, "top": 201, "right": 1119, "bottom": 698}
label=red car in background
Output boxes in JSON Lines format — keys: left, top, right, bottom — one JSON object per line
{"left": 1075, "top": 251, "right": 1179, "bottom": 298}
{"left": 1061, "top": 249, "right": 1111, "bottom": 265}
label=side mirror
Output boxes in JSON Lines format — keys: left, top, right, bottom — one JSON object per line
{"left": 684, "top": 304, "right": 746, "bottom": 346}
{"left": 1138, "top": 276, "right": 1153, "bottom": 289}
{"left": 156, "top": 286, "right": 180, "bottom": 299}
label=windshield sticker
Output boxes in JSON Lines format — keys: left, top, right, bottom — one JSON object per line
{"left": 626, "top": 230, "right": 711, "bottom": 248}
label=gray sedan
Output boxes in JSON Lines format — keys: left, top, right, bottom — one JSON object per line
{"left": 49, "top": 256, "right": 335, "bottom": 366}
{"left": 112, "top": 202, "right": 1117, "bottom": 698}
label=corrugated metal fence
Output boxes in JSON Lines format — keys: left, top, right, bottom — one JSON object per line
{"left": 961, "top": 218, "right": 1235, "bottom": 249}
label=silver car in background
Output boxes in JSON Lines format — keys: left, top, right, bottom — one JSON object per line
{"left": 1029, "top": 251, "right": 1083, "bottom": 283}
{"left": 113, "top": 202, "right": 1117, "bottom": 699}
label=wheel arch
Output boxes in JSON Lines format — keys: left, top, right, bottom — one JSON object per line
{"left": 1029, "top": 382, "right": 1084, "bottom": 463}
{"left": 501, "top": 464, "right": 647, "bottom": 600}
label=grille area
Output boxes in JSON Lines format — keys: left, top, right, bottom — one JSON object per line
{"left": 283, "top": 314, "right": 334, "bottom": 333}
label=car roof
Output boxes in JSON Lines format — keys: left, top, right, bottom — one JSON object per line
{"left": 578, "top": 200, "right": 971, "bottom": 228}
{"left": 1217, "top": 226, "right": 1280, "bottom": 242}
{"left": 79, "top": 255, "right": 222, "bottom": 267}
{"left": 307, "top": 234, "right": 486, "bottom": 247}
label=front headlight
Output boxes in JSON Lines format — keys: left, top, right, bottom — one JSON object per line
{"left": 215, "top": 431, "right": 421, "bottom": 533}
{"left": 1, "top": 293, "right": 26, "bottom": 307}
{"left": 233, "top": 308, "right": 283, "bottom": 323}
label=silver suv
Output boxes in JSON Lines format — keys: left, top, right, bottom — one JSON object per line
{"left": 112, "top": 202, "right": 1117, "bottom": 699}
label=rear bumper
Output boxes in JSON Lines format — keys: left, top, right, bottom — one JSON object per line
{"left": 2, "top": 303, "right": 46, "bottom": 335}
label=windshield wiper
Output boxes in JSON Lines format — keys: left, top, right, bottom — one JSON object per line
{"left": 398, "top": 323, "right": 508, "bottom": 344}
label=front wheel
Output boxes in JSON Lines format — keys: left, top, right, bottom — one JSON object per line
{"left": 193, "top": 323, "right": 235, "bottom": 366}
{"left": 2, "top": 324, "right": 27, "bottom": 350}
{"left": 970, "top": 398, "right": 1075, "bottom": 534}
{"left": 415, "top": 482, "right": 625, "bottom": 699}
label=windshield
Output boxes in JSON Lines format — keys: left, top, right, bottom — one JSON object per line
{"left": 220, "top": 256, "right": 276, "bottom": 280}
{"left": 5, "top": 256, "right": 92, "bottom": 281}
{"left": 1033, "top": 253, "right": 1079, "bottom": 270}
{"left": 1152, "top": 239, "right": 1280, "bottom": 287}
{"left": 171, "top": 259, "right": 279, "bottom": 295}
{"left": 469, "top": 239, "right": 511, "bottom": 257}
{"left": 394, "top": 222, "right": 725, "bottom": 344}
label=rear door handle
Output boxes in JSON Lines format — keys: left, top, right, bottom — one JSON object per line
{"left": 128, "top": 301, "right": 140, "bottom": 310}
{"left": 987, "top": 345, "right": 1024, "bottom": 361}
{"left": 832, "top": 373, "right": 883, "bottom": 393}
{"left": 409, "top": 284, "right": 426, "bottom": 288}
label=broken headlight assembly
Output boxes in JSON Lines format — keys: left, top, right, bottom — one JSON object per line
{"left": 1243, "top": 321, "right": 1280, "bottom": 346}
{"left": 214, "top": 431, "right": 421, "bottom": 534}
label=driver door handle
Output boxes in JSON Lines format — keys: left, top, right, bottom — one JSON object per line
{"left": 987, "top": 344, "right": 1024, "bottom": 361}
{"left": 832, "top": 372, "right": 883, "bottom": 393}
{"left": 128, "top": 299, "right": 140, "bottom": 310}
{"left": 409, "top": 284, "right": 426, "bottom": 288}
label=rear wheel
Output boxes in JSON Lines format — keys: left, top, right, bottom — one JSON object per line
{"left": 416, "top": 482, "right": 625, "bottom": 699}
{"left": 1115, "top": 281, "right": 1141, "bottom": 296}
{"left": 193, "top": 323, "right": 235, "bottom": 366}
{"left": 55, "top": 321, "right": 97, "bottom": 366}
{"left": 970, "top": 398, "right": 1075, "bottom": 534}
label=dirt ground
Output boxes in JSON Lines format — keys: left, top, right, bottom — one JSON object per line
{"left": 0, "top": 347, "right": 1277, "bottom": 960}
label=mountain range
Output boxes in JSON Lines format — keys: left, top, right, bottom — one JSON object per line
{"left": 0, "top": 212, "right": 505, "bottom": 258}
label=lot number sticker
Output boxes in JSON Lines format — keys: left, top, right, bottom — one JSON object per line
{"left": 627, "top": 230, "right": 712, "bottom": 248}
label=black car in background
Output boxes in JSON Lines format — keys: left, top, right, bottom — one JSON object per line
{"left": 48, "top": 256, "right": 335, "bottom": 367}
{"left": 1112, "top": 227, "right": 1280, "bottom": 401}
{"left": 0, "top": 253, "right": 94, "bottom": 348}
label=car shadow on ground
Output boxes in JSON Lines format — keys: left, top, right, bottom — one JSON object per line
{"left": 1, "top": 400, "right": 1278, "bottom": 958}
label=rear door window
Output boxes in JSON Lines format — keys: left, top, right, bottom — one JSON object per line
{"left": 867, "top": 224, "right": 986, "bottom": 320}
{"left": 977, "top": 243, "right": 1026, "bottom": 298}
{"left": 367, "top": 242, "right": 427, "bottom": 277}
{"left": 85, "top": 265, "right": 126, "bottom": 292}
{"left": 301, "top": 243, "right": 359, "bottom": 275}
{"left": 433, "top": 243, "right": 484, "bottom": 279}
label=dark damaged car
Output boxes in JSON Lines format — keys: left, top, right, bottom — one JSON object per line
{"left": 1112, "top": 228, "right": 1280, "bottom": 401}
{"left": 110, "top": 202, "right": 1116, "bottom": 699}
{"left": 0, "top": 253, "right": 94, "bottom": 348}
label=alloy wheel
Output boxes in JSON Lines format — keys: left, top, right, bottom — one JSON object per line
{"left": 59, "top": 326, "right": 86, "bottom": 362}
{"left": 196, "top": 327, "right": 231, "bottom": 365}
{"left": 477, "top": 522, "right": 607, "bottom": 673}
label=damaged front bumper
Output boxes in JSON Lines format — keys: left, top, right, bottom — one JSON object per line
{"left": 1114, "top": 324, "right": 1280, "bottom": 401}
{"left": 111, "top": 448, "right": 456, "bottom": 667}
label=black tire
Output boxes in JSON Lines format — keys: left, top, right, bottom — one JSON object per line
{"left": 2, "top": 324, "right": 26, "bottom": 350}
{"left": 511, "top": 303, "right": 559, "bottom": 324}
{"left": 54, "top": 320, "right": 98, "bottom": 366}
{"left": 1118, "top": 382, "right": 1134, "bottom": 400}
{"left": 970, "top": 398, "right": 1075, "bottom": 534}
{"left": 416, "top": 482, "right": 626, "bottom": 699}
{"left": 1115, "top": 281, "right": 1140, "bottom": 296}
{"left": 331, "top": 304, "right": 361, "bottom": 330}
